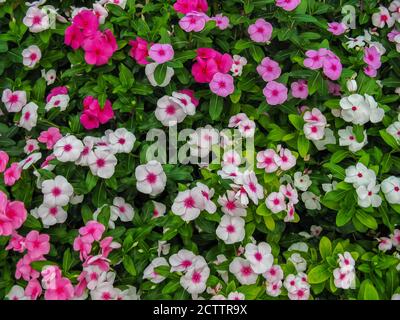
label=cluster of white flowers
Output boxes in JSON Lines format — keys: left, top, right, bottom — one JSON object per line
{"left": 155, "top": 91, "right": 197, "bottom": 126}
{"left": 230, "top": 55, "right": 248, "bottom": 77}
{"left": 333, "top": 252, "right": 356, "bottom": 289}
{"left": 303, "top": 108, "right": 327, "bottom": 141}
{"left": 339, "top": 94, "right": 384, "bottom": 125}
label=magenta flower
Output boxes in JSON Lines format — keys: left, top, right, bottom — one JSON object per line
{"left": 248, "top": 19, "right": 273, "bottom": 43}
{"left": 275, "top": 0, "right": 301, "bottom": 11}
{"left": 363, "top": 46, "right": 382, "bottom": 69}
{"left": 82, "top": 30, "right": 117, "bottom": 66}
{"left": 327, "top": 22, "right": 347, "bottom": 36}
{"left": 38, "top": 127, "right": 62, "bottom": 149}
{"left": 0, "top": 151, "right": 9, "bottom": 173}
{"left": 80, "top": 96, "right": 114, "bottom": 130}
{"left": 173, "top": 0, "right": 208, "bottom": 14}
{"left": 263, "top": 81, "right": 288, "bottom": 105}
{"left": 72, "top": 9, "right": 99, "bottom": 36}
{"left": 46, "top": 86, "right": 68, "bottom": 102}
{"left": 129, "top": 37, "right": 150, "bottom": 65}
{"left": 364, "top": 65, "right": 378, "bottom": 78}
{"left": 257, "top": 57, "right": 281, "bottom": 82}
{"left": 210, "top": 72, "right": 235, "bottom": 97}
{"left": 64, "top": 25, "right": 84, "bottom": 50}
{"left": 149, "top": 43, "right": 174, "bottom": 64}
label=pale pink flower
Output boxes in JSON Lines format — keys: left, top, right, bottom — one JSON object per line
{"left": 23, "top": 6, "right": 50, "bottom": 33}
{"left": 135, "top": 160, "right": 167, "bottom": 196}
{"left": 22, "top": 45, "right": 42, "bottom": 68}
{"left": 266, "top": 192, "right": 286, "bottom": 213}
{"left": 143, "top": 257, "right": 169, "bottom": 284}
{"left": 257, "top": 57, "right": 281, "bottom": 82}
{"left": 229, "top": 257, "right": 258, "bottom": 285}
{"left": 256, "top": 149, "right": 279, "bottom": 173}
{"left": 275, "top": 0, "right": 301, "bottom": 11}
{"left": 218, "top": 191, "right": 247, "bottom": 217}
{"left": 291, "top": 80, "right": 308, "bottom": 99}
{"left": 238, "top": 119, "right": 256, "bottom": 138}
{"left": 149, "top": 43, "right": 174, "bottom": 64}
{"left": 263, "top": 265, "right": 284, "bottom": 283}
{"left": 216, "top": 215, "right": 245, "bottom": 244}
{"left": 209, "top": 72, "right": 235, "bottom": 97}
{"left": 179, "top": 12, "right": 208, "bottom": 33}
{"left": 280, "top": 184, "right": 299, "bottom": 204}
{"left": 327, "top": 22, "right": 347, "bottom": 35}
{"left": 248, "top": 19, "right": 273, "bottom": 43}
{"left": 377, "top": 237, "right": 393, "bottom": 252}
{"left": 25, "top": 230, "right": 50, "bottom": 260}
{"left": 1, "top": 89, "right": 27, "bottom": 112}
{"left": 169, "top": 249, "right": 196, "bottom": 272}
{"left": 38, "top": 127, "right": 62, "bottom": 149}
{"left": 212, "top": 14, "right": 229, "bottom": 30}
{"left": 263, "top": 81, "right": 288, "bottom": 105}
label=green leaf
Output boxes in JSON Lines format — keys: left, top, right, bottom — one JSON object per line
{"left": 308, "top": 264, "right": 332, "bottom": 284}
{"left": 263, "top": 215, "right": 275, "bottom": 231}
{"left": 353, "top": 125, "right": 365, "bottom": 143}
{"left": 319, "top": 236, "right": 332, "bottom": 260}
{"left": 62, "top": 248, "right": 73, "bottom": 273}
{"left": 33, "top": 78, "right": 46, "bottom": 102}
{"left": 209, "top": 94, "right": 223, "bottom": 121}
{"left": 297, "top": 134, "right": 310, "bottom": 158}
{"left": 358, "top": 280, "right": 380, "bottom": 300}
{"left": 288, "top": 114, "right": 304, "bottom": 130}
{"left": 123, "top": 255, "right": 137, "bottom": 276}
{"left": 336, "top": 207, "right": 355, "bottom": 227}
{"left": 330, "top": 150, "right": 350, "bottom": 164}
{"left": 154, "top": 63, "right": 167, "bottom": 85}
{"left": 379, "top": 129, "right": 399, "bottom": 149}
{"left": 119, "top": 64, "right": 134, "bottom": 89}
{"left": 355, "top": 210, "right": 378, "bottom": 230}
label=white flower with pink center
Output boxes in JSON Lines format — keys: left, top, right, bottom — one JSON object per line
{"left": 266, "top": 192, "right": 286, "bottom": 213}
{"left": 263, "top": 265, "right": 284, "bottom": 283}
{"left": 1, "top": 89, "right": 27, "bottom": 112}
{"left": 19, "top": 102, "right": 38, "bottom": 131}
{"left": 256, "top": 149, "right": 279, "bottom": 173}
{"left": 274, "top": 147, "right": 296, "bottom": 171}
{"left": 24, "top": 139, "right": 39, "bottom": 154}
{"left": 338, "top": 252, "right": 355, "bottom": 272}
{"left": 217, "top": 165, "right": 243, "bottom": 183}
{"left": 381, "top": 176, "right": 400, "bottom": 204}
{"left": 216, "top": 214, "right": 245, "bottom": 244}
{"left": 293, "top": 171, "right": 312, "bottom": 191}
{"left": 172, "top": 91, "right": 196, "bottom": 116}
{"left": 88, "top": 149, "right": 118, "bottom": 179}
{"left": 23, "top": 6, "right": 50, "bottom": 33}
{"left": 83, "top": 265, "right": 108, "bottom": 291}
{"left": 218, "top": 190, "right": 247, "bottom": 217}
{"left": 110, "top": 197, "right": 134, "bottom": 222}
{"left": 303, "top": 122, "right": 325, "bottom": 141}
{"left": 41, "top": 175, "right": 74, "bottom": 207}
{"left": 42, "top": 69, "right": 56, "bottom": 85}
{"left": 5, "top": 286, "right": 28, "bottom": 301}
{"left": 228, "top": 113, "right": 248, "bottom": 128}
{"left": 169, "top": 249, "right": 196, "bottom": 272}
{"left": 54, "top": 135, "right": 84, "bottom": 162}
{"left": 372, "top": 6, "right": 395, "bottom": 28}
{"left": 45, "top": 94, "right": 70, "bottom": 112}
{"left": 37, "top": 203, "right": 68, "bottom": 227}
{"left": 172, "top": 189, "right": 205, "bottom": 222}
{"left": 22, "top": 45, "right": 42, "bottom": 68}
{"left": 143, "top": 257, "right": 169, "bottom": 284}
{"left": 188, "top": 126, "right": 219, "bottom": 158}
{"left": 192, "top": 182, "right": 217, "bottom": 214}
{"left": 390, "top": 229, "right": 400, "bottom": 249}
{"left": 152, "top": 201, "right": 166, "bottom": 218}
{"left": 242, "top": 170, "right": 264, "bottom": 205}
{"left": 238, "top": 119, "right": 256, "bottom": 138}
{"left": 279, "top": 184, "right": 299, "bottom": 204}
{"left": 135, "top": 160, "right": 167, "bottom": 196}
{"left": 100, "top": 0, "right": 127, "bottom": 9}
{"left": 231, "top": 55, "right": 247, "bottom": 77}
{"left": 303, "top": 108, "right": 327, "bottom": 127}
{"left": 19, "top": 152, "right": 42, "bottom": 170}
{"left": 229, "top": 257, "right": 258, "bottom": 285}
{"left": 90, "top": 281, "right": 118, "bottom": 300}
{"left": 155, "top": 95, "right": 186, "bottom": 126}
{"left": 386, "top": 121, "right": 400, "bottom": 143}
{"left": 333, "top": 268, "right": 355, "bottom": 289}
{"left": 180, "top": 259, "right": 210, "bottom": 294}
{"left": 244, "top": 242, "right": 274, "bottom": 274}
{"left": 344, "top": 162, "right": 376, "bottom": 187}
{"left": 338, "top": 126, "right": 367, "bottom": 153}
{"left": 93, "top": 3, "right": 108, "bottom": 24}
{"left": 222, "top": 150, "right": 241, "bottom": 167}
{"left": 75, "top": 137, "right": 95, "bottom": 167}
{"left": 266, "top": 280, "right": 282, "bottom": 297}
{"left": 106, "top": 128, "right": 136, "bottom": 154}
{"left": 227, "top": 292, "right": 245, "bottom": 300}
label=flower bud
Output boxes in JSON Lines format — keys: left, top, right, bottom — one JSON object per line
{"left": 346, "top": 79, "right": 357, "bottom": 92}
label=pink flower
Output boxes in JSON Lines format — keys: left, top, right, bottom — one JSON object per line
{"left": 73, "top": 236, "right": 92, "bottom": 261}
{"left": 1, "top": 89, "right": 27, "bottom": 112}
{"left": 327, "top": 22, "right": 347, "bottom": 35}
{"left": 209, "top": 72, "right": 234, "bottom": 97}
{"left": 25, "top": 230, "right": 50, "bottom": 260}
{"left": 6, "top": 232, "right": 25, "bottom": 253}
{"left": 179, "top": 12, "right": 208, "bottom": 32}
{"left": 257, "top": 57, "right": 281, "bottom": 82}
{"left": 79, "top": 220, "right": 105, "bottom": 243}
{"left": 46, "top": 86, "right": 68, "bottom": 102}
{"left": 363, "top": 46, "right": 381, "bottom": 69}
{"left": 212, "top": 14, "right": 229, "bottom": 30}
{"left": 4, "top": 162, "right": 22, "bottom": 186}
{"left": 303, "top": 50, "right": 324, "bottom": 70}
{"left": 263, "top": 81, "right": 288, "bottom": 105}
{"left": 173, "top": 0, "right": 208, "bottom": 14}
{"left": 72, "top": 9, "right": 99, "bottom": 36}
{"left": 149, "top": 43, "right": 174, "bottom": 64}
{"left": 100, "top": 236, "right": 121, "bottom": 258}
{"left": 129, "top": 37, "right": 150, "bottom": 65}
{"left": 64, "top": 25, "right": 84, "bottom": 50}
{"left": 291, "top": 80, "right": 308, "bottom": 99}
{"left": 192, "top": 57, "right": 218, "bottom": 83}
{"left": 256, "top": 149, "right": 279, "bottom": 173}
{"left": 25, "top": 279, "right": 42, "bottom": 300}
{"left": 364, "top": 65, "right": 378, "bottom": 78}
{"left": 248, "top": 18, "right": 273, "bottom": 43}
{"left": 41, "top": 265, "right": 62, "bottom": 289}
{"left": 38, "top": 127, "right": 62, "bottom": 149}
{"left": 179, "top": 89, "right": 199, "bottom": 107}
{"left": 322, "top": 56, "right": 342, "bottom": 81}
{"left": 275, "top": 0, "right": 301, "bottom": 11}
{"left": 0, "top": 150, "right": 9, "bottom": 173}
{"left": 0, "top": 192, "right": 27, "bottom": 236}
{"left": 45, "top": 277, "right": 74, "bottom": 300}
{"left": 80, "top": 96, "right": 114, "bottom": 130}
{"left": 15, "top": 254, "right": 41, "bottom": 281}
{"left": 82, "top": 31, "right": 117, "bottom": 66}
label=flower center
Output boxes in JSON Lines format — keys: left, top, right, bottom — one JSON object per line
{"left": 96, "top": 158, "right": 106, "bottom": 168}
{"left": 226, "top": 224, "right": 235, "bottom": 233}
{"left": 146, "top": 172, "right": 157, "bottom": 184}
{"left": 183, "top": 196, "right": 195, "bottom": 208}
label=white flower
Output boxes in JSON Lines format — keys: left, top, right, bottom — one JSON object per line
{"left": 229, "top": 257, "right": 258, "bottom": 285}
{"left": 372, "top": 6, "right": 395, "bottom": 28}
{"left": 19, "top": 102, "right": 38, "bottom": 131}
{"left": 244, "top": 242, "right": 274, "bottom": 274}
{"left": 169, "top": 249, "right": 197, "bottom": 272}
{"left": 218, "top": 190, "right": 247, "bottom": 217}
{"left": 345, "top": 162, "right": 376, "bottom": 187}
{"left": 280, "top": 184, "right": 299, "bottom": 204}
{"left": 116, "top": 286, "right": 140, "bottom": 300}
{"left": 222, "top": 150, "right": 242, "bottom": 167}
{"left": 19, "top": 152, "right": 42, "bottom": 170}
{"left": 54, "top": 135, "right": 84, "bottom": 162}
{"left": 313, "top": 128, "right": 336, "bottom": 151}
{"left": 101, "top": 0, "right": 127, "bottom": 9}
{"left": 387, "top": 121, "right": 400, "bottom": 143}
{"left": 23, "top": 6, "right": 50, "bottom": 33}
{"left": 216, "top": 215, "right": 245, "bottom": 244}
{"left": 135, "top": 160, "right": 167, "bottom": 196}
{"left": 93, "top": 3, "right": 108, "bottom": 24}
{"left": 22, "top": 45, "right": 42, "bottom": 68}
{"left": 238, "top": 119, "right": 256, "bottom": 138}
{"left": 106, "top": 128, "right": 136, "bottom": 154}
{"left": 42, "top": 69, "right": 56, "bottom": 85}
{"left": 1, "top": 89, "right": 27, "bottom": 112}
{"left": 217, "top": 164, "right": 243, "bottom": 183}
{"left": 172, "top": 189, "right": 204, "bottom": 222}
{"left": 301, "top": 192, "right": 321, "bottom": 210}
{"left": 293, "top": 172, "right": 312, "bottom": 191}
{"left": 356, "top": 182, "right": 382, "bottom": 208}
{"left": 288, "top": 253, "right": 307, "bottom": 272}
{"left": 88, "top": 149, "right": 118, "bottom": 179}
{"left": 188, "top": 126, "right": 219, "bottom": 159}
{"left": 346, "top": 79, "right": 358, "bottom": 92}
{"left": 45, "top": 94, "right": 70, "bottom": 112}
{"left": 5, "top": 285, "right": 28, "bottom": 300}
{"left": 265, "top": 192, "right": 286, "bottom": 213}
{"left": 377, "top": 237, "right": 393, "bottom": 252}
{"left": 333, "top": 268, "right": 355, "bottom": 289}
{"left": 241, "top": 170, "right": 264, "bottom": 205}
{"left": 41, "top": 175, "right": 73, "bottom": 207}
{"left": 24, "top": 139, "right": 39, "bottom": 154}
{"left": 365, "top": 94, "right": 384, "bottom": 123}
{"left": 192, "top": 182, "right": 216, "bottom": 214}
{"left": 263, "top": 265, "right": 284, "bottom": 283}
{"left": 90, "top": 281, "right": 118, "bottom": 300}
{"left": 180, "top": 259, "right": 210, "bottom": 294}
{"left": 143, "top": 257, "right": 169, "bottom": 284}
{"left": 338, "top": 126, "right": 368, "bottom": 152}
{"left": 266, "top": 281, "right": 282, "bottom": 297}
{"left": 231, "top": 55, "right": 247, "bottom": 76}
{"left": 340, "top": 94, "right": 370, "bottom": 125}
{"left": 145, "top": 62, "right": 174, "bottom": 87}
{"left": 37, "top": 203, "right": 68, "bottom": 227}
{"left": 274, "top": 147, "right": 296, "bottom": 171}
{"left": 152, "top": 201, "right": 166, "bottom": 218}
{"left": 303, "top": 123, "right": 325, "bottom": 141}
{"left": 381, "top": 176, "right": 400, "bottom": 204}
{"left": 172, "top": 91, "right": 196, "bottom": 116}
{"left": 338, "top": 252, "right": 355, "bottom": 272}
{"left": 110, "top": 197, "right": 134, "bottom": 222}
{"left": 227, "top": 291, "right": 246, "bottom": 300}
{"left": 155, "top": 95, "right": 186, "bottom": 126}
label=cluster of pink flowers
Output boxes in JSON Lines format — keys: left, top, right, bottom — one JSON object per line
{"left": 65, "top": 9, "right": 117, "bottom": 66}
{"left": 0, "top": 191, "right": 27, "bottom": 236}
{"left": 192, "top": 48, "right": 234, "bottom": 97}
{"left": 266, "top": 183, "right": 298, "bottom": 222}
{"left": 377, "top": 229, "right": 400, "bottom": 252}
{"left": 45, "top": 86, "right": 70, "bottom": 112}
{"left": 129, "top": 37, "right": 150, "bottom": 65}
{"left": 80, "top": 96, "right": 114, "bottom": 130}
{"left": 303, "top": 48, "right": 343, "bottom": 81}
{"left": 256, "top": 145, "right": 297, "bottom": 173}
{"left": 363, "top": 46, "right": 382, "bottom": 77}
